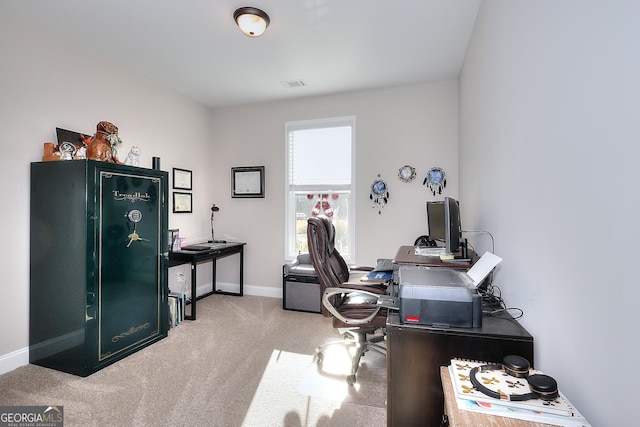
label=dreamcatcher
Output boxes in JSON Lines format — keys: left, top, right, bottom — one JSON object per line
{"left": 423, "top": 167, "right": 447, "bottom": 196}
{"left": 370, "top": 174, "right": 389, "bottom": 214}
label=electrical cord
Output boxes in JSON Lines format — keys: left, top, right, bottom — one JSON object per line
{"left": 460, "top": 229, "right": 523, "bottom": 319}
{"left": 461, "top": 229, "right": 495, "bottom": 254}
{"left": 479, "top": 282, "right": 523, "bottom": 319}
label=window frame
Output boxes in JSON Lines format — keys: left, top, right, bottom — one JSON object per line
{"left": 284, "top": 116, "right": 356, "bottom": 263}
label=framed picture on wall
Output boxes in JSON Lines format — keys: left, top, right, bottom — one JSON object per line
{"left": 172, "top": 168, "right": 192, "bottom": 190}
{"left": 173, "top": 192, "right": 192, "bottom": 213}
{"left": 232, "top": 166, "right": 265, "bottom": 198}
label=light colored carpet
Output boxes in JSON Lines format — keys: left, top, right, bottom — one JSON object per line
{"left": 0, "top": 295, "right": 387, "bottom": 427}
{"left": 298, "top": 339, "right": 386, "bottom": 408}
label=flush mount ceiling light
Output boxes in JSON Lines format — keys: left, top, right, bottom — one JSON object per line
{"left": 233, "top": 7, "right": 270, "bottom": 37}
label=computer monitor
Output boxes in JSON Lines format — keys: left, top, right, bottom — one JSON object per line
{"left": 444, "top": 196, "right": 462, "bottom": 254}
{"left": 426, "top": 201, "right": 446, "bottom": 241}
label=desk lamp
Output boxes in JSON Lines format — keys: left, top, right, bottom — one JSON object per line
{"left": 209, "top": 204, "right": 224, "bottom": 243}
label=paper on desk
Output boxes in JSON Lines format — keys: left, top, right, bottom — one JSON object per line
{"left": 415, "top": 247, "right": 446, "bottom": 256}
{"left": 466, "top": 252, "right": 502, "bottom": 287}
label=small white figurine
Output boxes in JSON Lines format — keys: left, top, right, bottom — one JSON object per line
{"left": 124, "top": 146, "right": 141, "bottom": 166}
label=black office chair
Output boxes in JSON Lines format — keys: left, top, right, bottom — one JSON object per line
{"left": 306, "top": 216, "right": 388, "bottom": 385}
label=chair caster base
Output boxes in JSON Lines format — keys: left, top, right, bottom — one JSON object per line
{"left": 346, "top": 374, "right": 356, "bottom": 386}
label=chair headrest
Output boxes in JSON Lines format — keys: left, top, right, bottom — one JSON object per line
{"left": 319, "top": 217, "right": 335, "bottom": 251}
{"left": 308, "top": 216, "right": 333, "bottom": 235}
{"left": 307, "top": 216, "right": 337, "bottom": 253}
{"left": 307, "top": 215, "right": 350, "bottom": 285}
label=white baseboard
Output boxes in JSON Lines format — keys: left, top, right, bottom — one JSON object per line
{"left": 1, "top": 282, "right": 283, "bottom": 376}
{"left": 218, "top": 282, "right": 282, "bottom": 299}
{"left": 244, "top": 284, "right": 283, "bottom": 299}
{"left": 0, "top": 346, "right": 29, "bottom": 376}
{"left": 198, "top": 281, "right": 283, "bottom": 299}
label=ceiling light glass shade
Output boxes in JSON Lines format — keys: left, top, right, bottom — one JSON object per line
{"left": 234, "top": 7, "right": 270, "bottom": 37}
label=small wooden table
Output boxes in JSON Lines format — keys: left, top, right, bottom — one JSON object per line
{"left": 440, "top": 366, "right": 555, "bottom": 427}
{"left": 168, "top": 242, "right": 246, "bottom": 320}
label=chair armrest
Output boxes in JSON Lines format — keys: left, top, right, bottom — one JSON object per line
{"left": 322, "top": 287, "right": 382, "bottom": 325}
{"left": 342, "top": 282, "right": 388, "bottom": 294}
{"left": 350, "top": 265, "right": 374, "bottom": 272}
{"left": 344, "top": 272, "right": 389, "bottom": 293}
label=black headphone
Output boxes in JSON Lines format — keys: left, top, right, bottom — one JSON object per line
{"left": 414, "top": 235, "right": 437, "bottom": 247}
{"left": 469, "top": 355, "right": 559, "bottom": 401}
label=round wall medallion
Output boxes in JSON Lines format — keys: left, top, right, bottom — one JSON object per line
{"left": 398, "top": 165, "right": 416, "bottom": 182}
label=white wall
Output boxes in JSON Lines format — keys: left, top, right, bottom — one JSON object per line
{"left": 208, "top": 82, "right": 460, "bottom": 294}
{"left": 0, "top": 10, "right": 212, "bottom": 372}
{"left": 459, "top": 1, "right": 638, "bottom": 425}
{"left": 0, "top": 6, "right": 461, "bottom": 373}
{"left": 6, "top": 2, "right": 624, "bottom": 423}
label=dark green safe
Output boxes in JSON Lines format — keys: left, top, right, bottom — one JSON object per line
{"left": 30, "top": 160, "right": 169, "bottom": 376}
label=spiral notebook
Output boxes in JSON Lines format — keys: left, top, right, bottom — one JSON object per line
{"left": 448, "top": 358, "right": 590, "bottom": 425}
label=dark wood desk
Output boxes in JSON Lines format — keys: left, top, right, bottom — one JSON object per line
{"left": 393, "top": 245, "right": 476, "bottom": 269}
{"left": 386, "top": 311, "right": 534, "bottom": 427}
{"left": 168, "top": 242, "right": 246, "bottom": 320}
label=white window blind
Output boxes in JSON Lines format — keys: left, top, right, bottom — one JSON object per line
{"left": 284, "top": 117, "right": 355, "bottom": 261}
{"left": 288, "top": 126, "right": 352, "bottom": 188}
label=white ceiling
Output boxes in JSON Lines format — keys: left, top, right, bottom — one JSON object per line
{"left": 1, "top": 0, "right": 481, "bottom": 109}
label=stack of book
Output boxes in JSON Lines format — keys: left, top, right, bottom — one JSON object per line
{"left": 168, "top": 292, "right": 185, "bottom": 328}
{"left": 448, "top": 358, "right": 590, "bottom": 426}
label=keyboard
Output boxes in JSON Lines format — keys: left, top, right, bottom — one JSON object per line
{"left": 415, "top": 247, "right": 447, "bottom": 256}
{"left": 375, "top": 258, "right": 394, "bottom": 271}
{"left": 182, "top": 243, "right": 227, "bottom": 251}
{"left": 182, "top": 245, "right": 211, "bottom": 251}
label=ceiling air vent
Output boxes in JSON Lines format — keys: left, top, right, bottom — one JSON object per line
{"left": 281, "top": 80, "right": 306, "bottom": 88}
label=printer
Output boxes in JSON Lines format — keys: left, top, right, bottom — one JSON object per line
{"left": 398, "top": 266, "right": 482, "bottom": 328}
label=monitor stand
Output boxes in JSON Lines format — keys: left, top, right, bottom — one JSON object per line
{"left": 453, "top": 238, "right": 470, "bottom": 261}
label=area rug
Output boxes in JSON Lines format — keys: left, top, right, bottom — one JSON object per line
{"left": 297, "top": 340, "right": 386, "bottom": 408}
{"left": 242, "top": 347, "right": 386, "bottom": 427}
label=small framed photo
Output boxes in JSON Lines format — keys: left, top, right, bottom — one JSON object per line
{"left": 232, "top": 166, "right": 265, "bottom": 198}
{"left": 173, "top": 192, "right": 192, "bottom": 213}
{"left": 172, "top": 168, "right": 192, "bottom": 190}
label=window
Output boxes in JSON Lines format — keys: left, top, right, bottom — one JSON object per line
{"left": 285, "top": 116, "right": 355, "bottom": 262}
